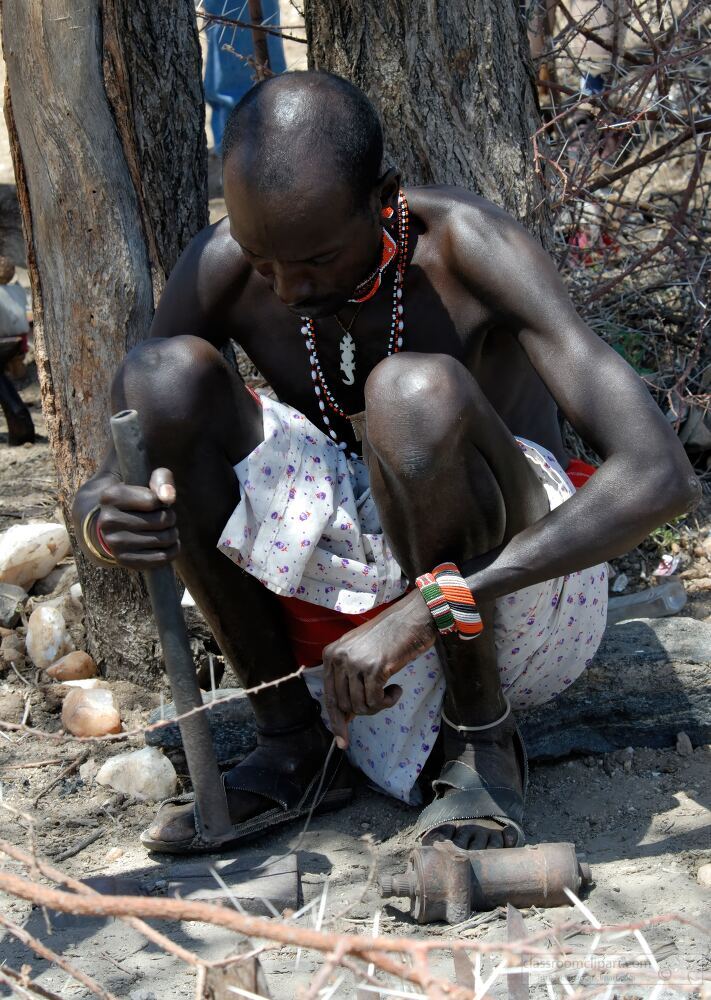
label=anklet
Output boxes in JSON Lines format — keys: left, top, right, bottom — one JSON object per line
{"left": 441, "top": 697, "right": 511, "bottom": 733}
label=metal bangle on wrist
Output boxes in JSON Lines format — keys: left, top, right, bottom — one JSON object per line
{"left": 81, "top": 505, "right": 118, "bottom": 567}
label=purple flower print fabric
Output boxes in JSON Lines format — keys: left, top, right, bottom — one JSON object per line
{"left": 218, "top": 397, "right": 608, "bottom": 805}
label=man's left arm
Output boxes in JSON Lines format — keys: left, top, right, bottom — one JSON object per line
{"left": 455, "top": 215, "right": 700, "bottom": 601}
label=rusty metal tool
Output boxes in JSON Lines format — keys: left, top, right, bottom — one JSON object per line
{"left": 110, "top": 408, "right": 232, "bottom": 844}
{"left": 380, "top": 841, "right": 593, "bottom": 924}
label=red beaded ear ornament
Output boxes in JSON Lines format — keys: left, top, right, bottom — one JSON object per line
{"left": 349, "top": 227, "right": 398, "bottom": 303}
{"left": 381, "top": 205, "right": 394, "bottom": 220}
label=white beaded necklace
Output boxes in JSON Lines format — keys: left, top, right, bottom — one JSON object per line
{"left": 300, "top": 191, "right": 409, "bottom": 451}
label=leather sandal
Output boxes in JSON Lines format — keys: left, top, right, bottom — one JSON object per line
{"left": 413, "top": 697, "right": 528, "bottom": 846}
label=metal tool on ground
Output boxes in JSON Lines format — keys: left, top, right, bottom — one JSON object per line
{"left": 110, "top": 409, "right": 232, "bottom": 845}
{"left": 379, "top": 841, "right": 593, "bottom": 924}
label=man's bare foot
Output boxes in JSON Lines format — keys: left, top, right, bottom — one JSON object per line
{"left": 143, "top": 715, "right": 351, "bottom": 850}
{"left": 417, "top": 709, "right": 526, "bottom": 850}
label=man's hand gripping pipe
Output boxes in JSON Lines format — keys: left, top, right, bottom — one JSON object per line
{"left": 110, "top": 409, "right": 232, "bottom": 843}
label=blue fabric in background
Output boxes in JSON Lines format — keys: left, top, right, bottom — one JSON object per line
{"left": 204, "top": 0, "right": 287, "bottom": 154}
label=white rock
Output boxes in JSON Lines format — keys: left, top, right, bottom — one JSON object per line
{"left": 70, "top": 582, "right": 83, "bottom": 601}
{"left": 79, "top": 757, "right": 99, "bottom": 783}
{"left": 697, "top": 863, "right": 711, "bottom": 888}
{"left": 105, "top": 846, "right": 125, "bottom": 863}
{"left": 60, "top": 678, "right": 102, "bottom": 690}
{"left": 0, "top": 523, "right": 71, "bottom": 590}
{"left": 96, "top": 747, "right": 177, "bottom": 802}
{"left": 26, "top": 605, "right": 72, "bottom": 670}
{"left": 62, "top": 688, "right": 121, "bottom": 737}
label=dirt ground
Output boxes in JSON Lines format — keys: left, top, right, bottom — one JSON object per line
{"left": 0, "top": 379, "right": 709, "bottom": 999}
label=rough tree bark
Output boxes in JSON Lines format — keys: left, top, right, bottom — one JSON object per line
{"left": 304, "top": 0, "right": 549, "bottom": 245}
{"left": 1, "top": 1, "right": 207, "bottom": 678}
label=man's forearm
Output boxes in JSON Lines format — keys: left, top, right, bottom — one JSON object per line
{"left": 461, "top": 456, "right": 700, "bottom": 603}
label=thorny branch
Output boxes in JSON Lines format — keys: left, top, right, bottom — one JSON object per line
{"left": 0, "top": 664, "right": 307, "bottom": 744}
{"left": 527, "top": 0, "right": 710, "bottom": 472}
{"left": 0, "top": 855, "right": 708, "bottom": 999}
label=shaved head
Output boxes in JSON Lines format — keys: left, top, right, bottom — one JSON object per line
{"left": 222, "top": 71, "right": 384, "bottom": 210}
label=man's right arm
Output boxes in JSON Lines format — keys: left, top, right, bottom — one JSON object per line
{"left": 73, "top": 221, "right": 251, "bottom": 568}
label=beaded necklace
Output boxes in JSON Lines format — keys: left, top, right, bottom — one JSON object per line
{"left": 300, "top": 191, "right": 410, "bottom": 451}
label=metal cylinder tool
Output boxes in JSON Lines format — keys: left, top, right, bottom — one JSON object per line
{"left": 110, "top": 409, "right": 232, "bottom": 844}
{"left": 380, "top": 841, "right": 593, "bottom": 924}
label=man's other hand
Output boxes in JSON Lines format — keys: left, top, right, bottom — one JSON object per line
{"left": 322, "top": 590, "right": 437, "bottom": 749}
{"left": 97, "top": 468, "right": 179, "bottom": 570}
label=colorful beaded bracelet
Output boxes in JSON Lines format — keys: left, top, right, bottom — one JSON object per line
{"left": 416, "top": 562, "right": 483, "bottom": 640}
{"left": 433, "top": 562, "right": 483, "bottom": 639}
{"left": 415, "top": 572, "right": 457, "bottom": 636}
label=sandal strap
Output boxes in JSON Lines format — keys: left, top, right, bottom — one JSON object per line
{"left": 224, "top": 763, "right": 307, "bottom": 811}
{"left": 415, "top": 786, "right": 525, "bottom": 837}
{"left": 414, "top": 722, "right": 529, "bottom": 843}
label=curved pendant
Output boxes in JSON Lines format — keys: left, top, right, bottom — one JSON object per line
{"left": 340, "top": 330, "right": 356, "bottom": 385}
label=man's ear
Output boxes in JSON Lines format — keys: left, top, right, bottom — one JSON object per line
{"left": 375, "top": 167, "right": 401, "bottom": 215}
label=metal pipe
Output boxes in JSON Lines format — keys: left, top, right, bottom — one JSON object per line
{"left": 380, "top": 841, "right": 593, "bottom": 924}
{"left": 110, "top": 409, "right": 231, "bottom": 842}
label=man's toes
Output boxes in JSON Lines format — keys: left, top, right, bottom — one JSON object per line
{"left": 487, "top": 828, "right": 505, "bottom": 849}
{"left": 451, "top": 825, "right": 474, "bottom": 849}
{"left": 423, "top": 823, "right": 455, "bottom": 845}
{"left": 146, "top": 804, "right": 195, "bottom": 843}
{"left": 503, "top": 824, "right": 520, "bottom": 847}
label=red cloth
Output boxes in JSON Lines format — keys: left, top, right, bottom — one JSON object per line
{"left": 275, "top": 594, "right": 402, "bottom": 669}
{"left": 565, "top": 458, "right": 597, "bottom": 490}
{"left": 276, "top": 456, "right": 597, "bottom": 668}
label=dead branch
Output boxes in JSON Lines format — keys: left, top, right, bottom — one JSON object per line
{"left": 0, "top": 838, "right": 205, "bottom": 969}
{"left": 0, "top": 911, "right": 119, "bottom": 1000}
{"left": 32, "top": 748, "right": 91, "bottom": 806}
{"left": 0, "top": 965, "right": 65, "bottom": 1000}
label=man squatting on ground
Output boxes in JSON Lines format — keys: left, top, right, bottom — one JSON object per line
{"left": 73, "top": 72, "right": 699, "bottom": 854}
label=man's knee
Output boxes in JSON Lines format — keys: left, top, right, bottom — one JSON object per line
{"left": 112, "top": 336, "right": 230, "bottom": 442}
{"left": 364, "top": 353, "right": 479, "bottom": 474}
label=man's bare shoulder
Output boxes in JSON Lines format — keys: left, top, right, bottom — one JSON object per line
{"left": 151, "top": 216, "right": 252, "bottom": 342}
{"left": 179, "top": 215, "right": 250, "bottom": 304}
{"left": 407, "top": 185, "right": 543, "bottom": 288}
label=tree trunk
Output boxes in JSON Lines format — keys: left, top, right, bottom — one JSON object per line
{"left": 1, "top": 0, "right": 208, "bottom": 678}
{"left": 304, "top": 0, "right": 549, "bottom": 244}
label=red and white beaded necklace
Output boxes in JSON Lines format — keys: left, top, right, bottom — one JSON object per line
{"left": 300, "top": 191, "right": 410, "bottom": 450}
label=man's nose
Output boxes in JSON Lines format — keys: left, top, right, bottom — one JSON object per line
{"left": 272, "top": 264, "right": 314, "bottom": 307}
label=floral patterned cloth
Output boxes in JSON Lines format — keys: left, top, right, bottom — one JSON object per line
{"left": 218, "top": 395, "right": 608, "bottom": 804}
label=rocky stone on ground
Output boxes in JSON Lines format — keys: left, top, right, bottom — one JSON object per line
{"left": 45, "top": 650, "right": 97, "bottom": 682}
{"left": 32, "top": 559, "right": 78, "bottom": 597}
{"left": 25, "top": 604, "right": 72, "bottom": 669}
{"left": 0, "top": 522, "right": 70, "bottom": 589}
{"left": 96, "top": 746, "right": 177, "bottom": 801}
{"left": 0, "top": 580, "right": 26, "bottom": 627}
{"left": 61, "top": 686, "right": 121, "bottom": 737}
{"left": 521, "top": 616, "right": 711, "bottom": 757}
